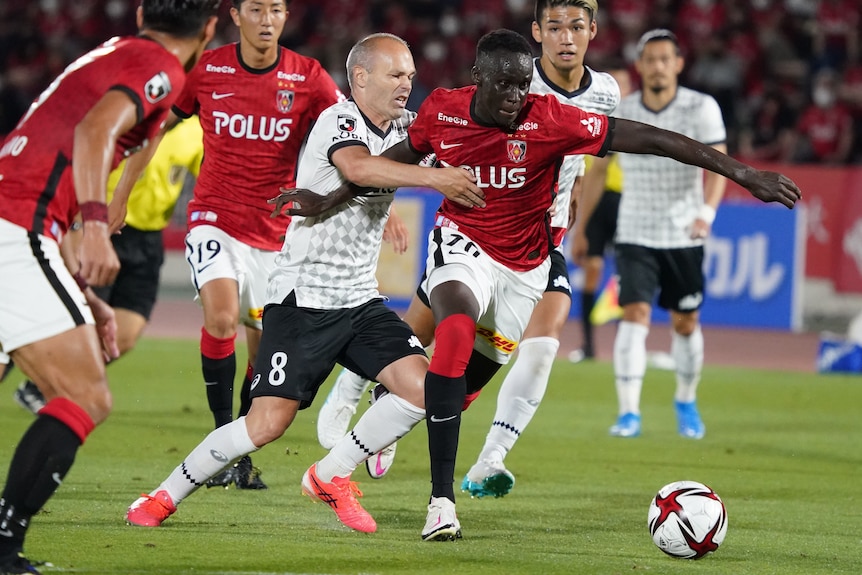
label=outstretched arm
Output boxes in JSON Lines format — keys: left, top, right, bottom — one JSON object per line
{"left": 609, "top": 118, "right": 801, "bottom": 208}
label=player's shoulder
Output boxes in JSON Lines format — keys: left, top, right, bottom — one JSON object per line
{"left": 584, "top": 67, "right": 621, "bottom": 103}
{"left": 677, "top": 85, "right": 720, "bottom": 108}
{"left": 426, "top": 85, "right": 473, "bottom": 104}
{"left": 277, "top": 46, "right": 326, "bottom": 73}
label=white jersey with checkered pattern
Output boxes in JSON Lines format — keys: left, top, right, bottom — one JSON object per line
{"left": 615, "top": 86, "right": 726, "bottom": 248}
{"left": 529, "top": 61, "right": 620, "bottom": 243}
{"left": 267, "top": 100, "right": 415, "bottom": 309}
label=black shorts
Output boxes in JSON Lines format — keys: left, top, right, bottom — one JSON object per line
{"left": 250, "top": 297, "right": 427, "bottom": 409}
{"left": 585, "top": 191, "right": 620, "bottom": 257}
{"left": 91, "top": 226, "right": 163, "bottom": 320}
{"left": 615, "top": 243, "right": 704, "bottom": 312}
{"left": 544, "top": 249, "right": 572, "bottom": 295}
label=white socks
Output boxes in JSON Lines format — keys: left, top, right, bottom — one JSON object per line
{"left": 614, "top": 321, "right": 649, "bottom": 415}
{"left": 337, "top": 369, "right": 372, "bottom": 405}
{"left": 672, "top": 325, "right": 704, "bottom": 404}
{"left": 477, "top": 337, "right": 559, "bottom": 464}
{"left": 157, "top": 416, "right": 258, "bottom": 504}
{"left": 315, "top": 392, "right": 425, "bottom": 482}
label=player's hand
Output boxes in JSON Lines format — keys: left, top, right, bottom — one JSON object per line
{"left": 107, "top": 200, "right": 128, "bottom": 234}
{"left": 689, "top": 218, "right": 711, "bottom": 240}
{"left": 269, "top": 187, "right": 346, "bottom": 217}
{"left": 78, "top": 222, "right": 120, "bottom": 287}
{"left": 83, "top": 289, "right": 119, "bottom": 361}
{"left": 571, "top": 231, "right": 589, "bottom": 266}
{"left": 383, "top": 210, "right": 409, "bottom": 254}
{"left": 744, "top": 170, "right": 802, "bottom": 208}
{"left": 430, "top": 167, "right": 485, "bottom": 209}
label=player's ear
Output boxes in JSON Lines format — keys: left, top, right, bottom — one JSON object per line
{"left": 531, "top": 21, "right": 541, "bottom": 44}
{"left": 202, "top": 16, "right": 218, "bottom": 46}
{"left": 471, "top": 66, "right": 481, "bottom": 85}
{"left": 136, "top": 5, "right": 143, "bottom": 29}
{"left": 589, "top": 19, "right": 597, "bottom": 40}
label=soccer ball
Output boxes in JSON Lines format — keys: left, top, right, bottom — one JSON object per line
{"left": 647, "top": 480, "right": 728, "bottom": 559}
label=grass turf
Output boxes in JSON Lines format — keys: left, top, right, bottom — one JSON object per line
{"left": 1, "top": 338, "right": 859, "bottom": 574}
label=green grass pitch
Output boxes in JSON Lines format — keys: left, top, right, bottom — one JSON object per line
{"left": 1, "top": 338, "right": 859, "bottom": 574}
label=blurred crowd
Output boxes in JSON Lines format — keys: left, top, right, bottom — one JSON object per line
{"left": 1, "top": 0, "right": 861, "bottom": 164}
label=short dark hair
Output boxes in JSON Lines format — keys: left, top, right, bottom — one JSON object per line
{"left": 635, "top": 28, "right": 681, "bottom": 57}
{"left": 141, "top": 0, "right": 221, "bottom": 38}
{"left": 476, "top": 29, "right": 533, "bottom": 66}
{"left": 534, "top": 0, "right": 598, "bottom": 24}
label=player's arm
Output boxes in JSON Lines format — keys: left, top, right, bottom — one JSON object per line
{"left": 571, "top": 155, "right": 611, "bottom": 264}
{"left": 608, "top": 118, "right": 801, "bottom": 208}
{"left": 690, "top": 143, "right": 727, "bottom": 240}
{"left": 73, "top": 90, "right": 140, "bottom": 286}
{"left": 331, "top": 141, "right": 482, "bottom": 201}
{"left": 270, "top": 141, "right": 485, "bottom": 217}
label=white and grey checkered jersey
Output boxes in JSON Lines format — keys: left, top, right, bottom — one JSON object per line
{"left": 267, "top": 100, "right": 416, "bottom": 309}
{"left": 614, "top": 86, "right": 726, "bottom": 249}
{"left": 529, "top": 61, "right": 621, "bottom": 242}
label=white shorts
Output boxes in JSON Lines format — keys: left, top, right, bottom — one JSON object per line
{"left": 185, "top": 225, "right": 277, "bottom": 330}
{"left": 0, "top": 218, "right": 94, "bottom": 353}
{"left": 420, "top": 226, "right": 550, "bottom": 365}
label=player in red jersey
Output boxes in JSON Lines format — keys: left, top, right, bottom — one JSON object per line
{"left": 278, "top": 29, "right": 800, "bottom": 540}
{"left": 0, "top": 1, "right": 219, "bottom": 572}
{"left": 151, "top": 0, "right": 343, "bottom": 489}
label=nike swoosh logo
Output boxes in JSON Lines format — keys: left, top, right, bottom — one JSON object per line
{"left": 196, "top": 262, "right": 215, "bottom": 274}
{"left": 439, "top": 141, "right": 462, "bottom": 150}
{"left": 212, "top": 91, "right": 235, "bottom": 100}
{"left": 0, "top": 528, "right": 12, "bottom": 538}
{"left": 52, "top": 472, "right": 63, "bottom": 486}
{"left": 429, "top": 414, "right": 458, "bottom": 423}
{"left": 375, "top": 454, "right": 386, "bottom": 476}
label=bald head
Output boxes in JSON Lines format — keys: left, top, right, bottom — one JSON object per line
{"left": 346, "top": 33, "right": 410, "bottom": 91}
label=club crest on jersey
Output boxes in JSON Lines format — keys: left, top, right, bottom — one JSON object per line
{"left": 506, "top": 140, "right": 527, "bottom": 163}
{"left": 337, "top": 114, "right": 356, "bottom": 133}
{"left": 277, "top": 89, "right": 294, "bottom": 113}
{"left": 144, "top": 71, "right": 171, "bottom": 104}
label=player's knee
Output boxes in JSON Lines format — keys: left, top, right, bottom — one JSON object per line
{"left": 245, "top": 408, "right": 291, "bottom": 446}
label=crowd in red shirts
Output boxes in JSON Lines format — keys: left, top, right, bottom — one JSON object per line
{"left": 1, "top": 0, "right": 860, "bottom": 163}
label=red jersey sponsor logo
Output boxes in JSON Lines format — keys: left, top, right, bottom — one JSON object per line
{"left": 211, "top": 111, "right": 292, "bottom": 142}
{"left": 580, "top": 116, "right": 603, "bottom": 137}
{"left": 277, "top": 89, "right": 294, "bottom": 113}
{"left": 506, "top": 140, "right": 527, "bottom": 163}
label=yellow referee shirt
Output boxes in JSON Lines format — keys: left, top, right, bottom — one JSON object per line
{"left": 107, "top": 116, "right": 203, "bottom": 231}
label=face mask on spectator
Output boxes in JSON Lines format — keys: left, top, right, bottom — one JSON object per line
{"left": 813, "top": 86, "right": 836, "bottom": 108}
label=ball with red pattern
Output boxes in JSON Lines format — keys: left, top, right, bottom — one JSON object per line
{"left": 647, "top": 480, "right": 728, "bottom": 559}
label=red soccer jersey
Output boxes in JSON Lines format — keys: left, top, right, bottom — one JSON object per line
{"left": 177, "top": 44, "right": 345, "bottom": 251}
{"left": 408, "top": 86, "right": 612, "bottom": 271}
{"left": 0, "top": 36, "right": 185, "bottom": 240}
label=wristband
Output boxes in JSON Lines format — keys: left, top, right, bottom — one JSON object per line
{"left": 79, "top": 201, "right": 108, "bottom": 223}
{"left": 73, "top": 271, "right": 89, "bottom": 291}
{"left": 697, "top": 204, "right": 716, "bottom": 225}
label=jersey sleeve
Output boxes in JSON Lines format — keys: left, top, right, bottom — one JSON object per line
{"left": 111, "top": 53, "right": 185, "bottom": 125}
{"left": 546, "top": 96, "right": 612, "bottom": 158}
{"left": 698, "top": 94, "right": 727, "bottom": 146}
